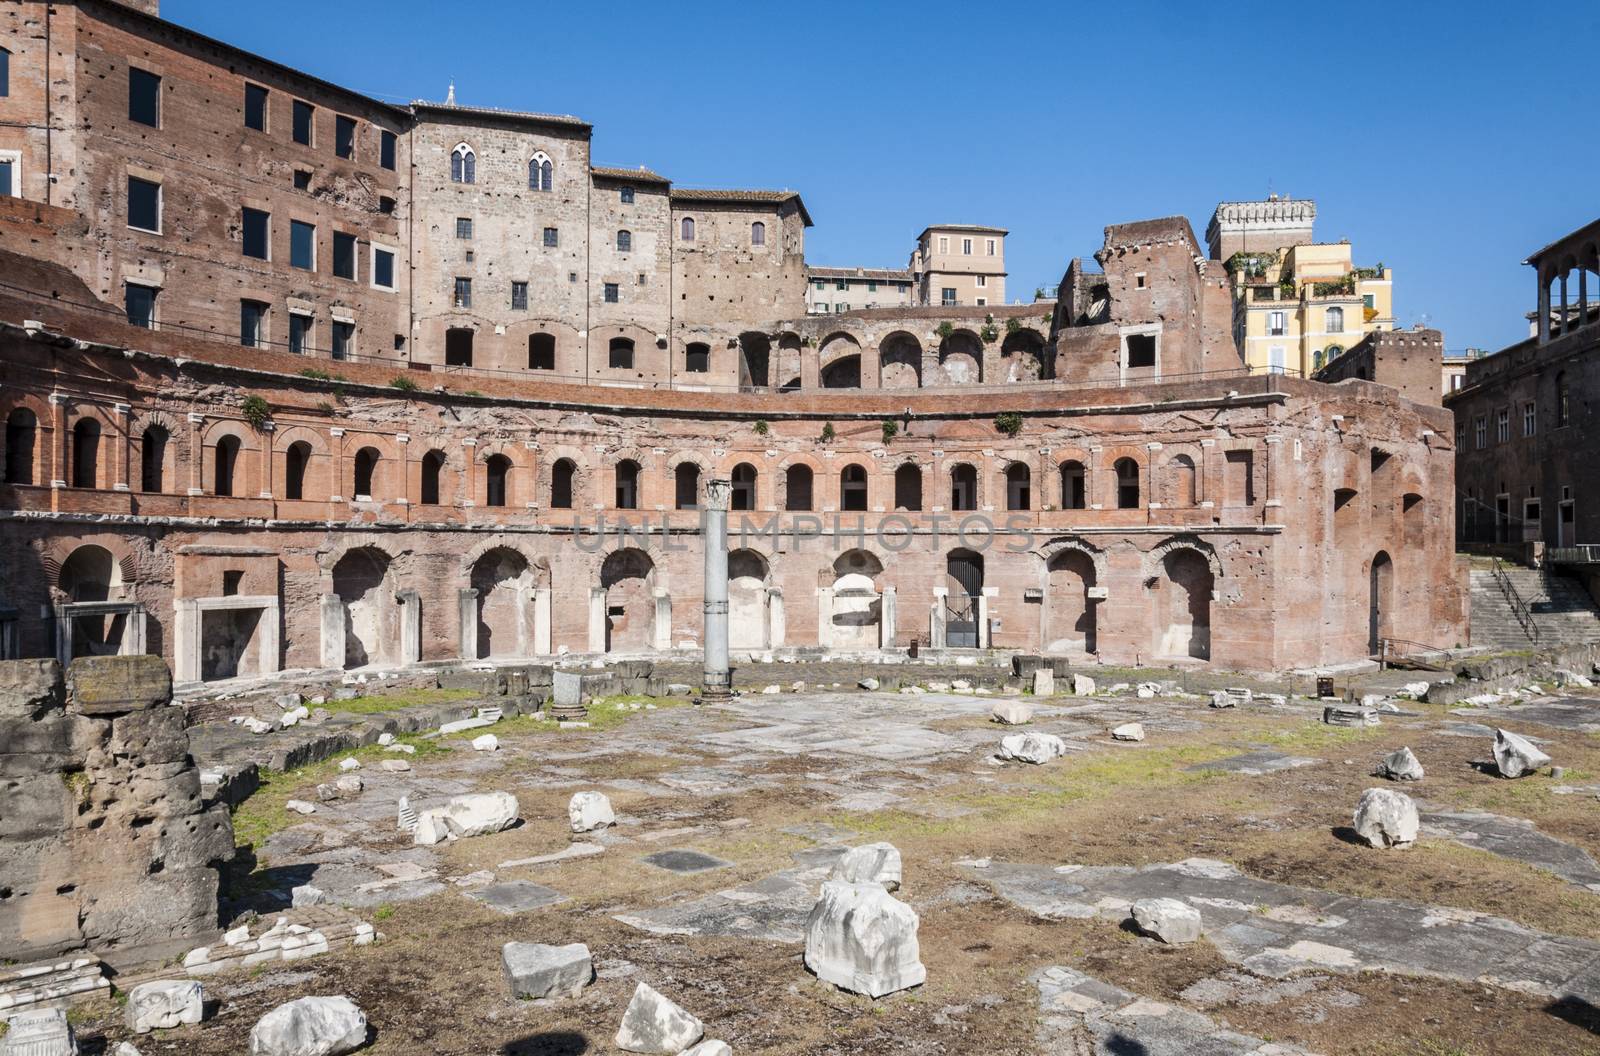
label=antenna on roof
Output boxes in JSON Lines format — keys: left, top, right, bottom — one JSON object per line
{"left": 445, "top": 81, "right": 456, "bottom": 106}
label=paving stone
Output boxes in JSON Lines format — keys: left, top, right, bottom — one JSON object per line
{"left": 1420, "top": 808, "right": 1600, "bottom": 891}
{"left": 466, "top": 880, "right": 568, "bottom": 915}
{"left": 639, "top": 850, "right": 734, "bottom": 875}
{"left": 1187, "top": 751, "right": 1320, "bottom": 776}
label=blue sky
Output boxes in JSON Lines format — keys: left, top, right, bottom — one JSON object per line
{"left": 168, "top": 0, "right": 1600, "bottom": 351}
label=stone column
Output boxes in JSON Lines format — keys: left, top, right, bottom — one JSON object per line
{"left": 397, "top": 589, "right": 421, "bottom": 666}
{"left": 1559, "top": 273, "right": 1569, "bottom": 337}
{"left": 879, "top": 585, "right": 896, "bottom": 649}
{"left": 113, "top": 403, "right": 131, "bottom": 491}
{"left": 53, "top": 607, "right": 72, "bottom": 666}
{"left": 653, "top": 589, "right": 673, "bottom": 652}
{"left": 319, "top": 593, "right": 344, "bottom": 670}
{"left": 588, "top": 588, "right": 607, "bottom": 653}
{"left": 461, "top": 438, "right": 478, "bottom": 508}
{"left": 976, "top": 588, "right": 993, "bottom": 648}
{"left": 1199, "top": 438, "right": 1218, "bottom": 510}
{"left": 257, "top": 421, "right": 275, "bottom": 498}
{"left": 186, "top": 412, "right": 204, "bottom": 496}
{"left": 815, "top": 586, "right": 834, "bottom": 648}
{"left": 125, "top": 606, "right": 147, "bottom": 656}
{"left": 767, "top": 588, "right": 785, "bottom": 648}
{"left": 1087, "top": 445, "right": 1102, "bottom": 509}
{"left": 48, "top": 394, "right": 68, "bottom": 489}
{"left": 1263, "top": 435, "right": 1284, "bottom": 518}
{"left": 328, "top": 428, "right": 346, "bottom": 502}
{"left": 396, "top": 433, "right": 412, "bottom": 508}
{"left": 700, "top": 477, "right": 732, "bottom": 700}
{"left": 533, "top": 587, "right": 552, "bottom": 654}
{"left": 173, "top": 599, "right": 200, "bottom": 682}
{"left": 457, "top": 588, "right": 479, "bottom": 660}
{"left": 1145, "top": 441, "right": 1162, "bottom": 525}
{"left": 1537, "top": 270, "right": 1552, "bottom": 344}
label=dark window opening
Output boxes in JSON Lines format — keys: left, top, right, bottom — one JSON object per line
{"left": 445, "top": 328, "right": 474, "bottom": 366}
{"left": 420, "top": 450, "right": 445, "bottom": 504}
{"left": 840, "top": 464, "right": 868, "bottom": 512}
{"left": 543, "top": 227, "right": 559, "bottom": 248}
{"left": 373, "top": 248, "right": 395, "bottom": 289}
{"left": 551, "top": 459, "right": 575, "bottom": 508}
{"left": 731, "top": 463, "right": 757, "bottom": 511}
{"left": 244, "top": 83, "right": 268, "bottom": 130}
{"left": 222, "top": 570, "right": 244, "bottom": 596}
{"left": 335, "top": 115, "right": 356, "bottom": 160}
{"left": 620, "top": 186, "right": 635, "bottom": 204}
{"left": 284, "top": 441, "right": 311, "bottom": 500}
{"left": 894, "top": 463, "right": 923, "bottom": 511}
{"left": 608, "top": 337, "right": 634, "bottom": 369}
{"left": 685, "top": 343, "right": 710, "bottom": 373}
{"left": 604, "top": 282, "right": 619, "bottom": 304}
{"left": 1126, "top": 334, "right": 1157, "bottom": 369}
{"left": 293, "top": 169, "right": 312, "bottom": 191}
{"left": 140, "top": 425, "right": 168, "bottom": 492}
{"left": 353, "top": 447, "right": 378, "bottom": 498}
{"left": 129, "top": 68, "right": 160, "bottom": 127}
{"left": 380, "top": 130, "right": 396, "bottom": 170}
{"left": 617, "top": 229, "right": 631, "bottom": 252}
{"left": 127, "top": 176, "right": 160, "bottom": 232}
{"left": 453, "top": 277, "right": 471, "bottom": 308}
{"left": 785, "top": 465, "right": 813, "bottom": 511}
{"left": 485, "top": 454, "right": 510, "bottom": 507}
{"left": 332, "top": 231, "right": 356, "bottom": 280}
{"left": 675, "top": 462, "right": 700, "bottom": 509}
{"left": 242, "top": 208, "right": 269, "bottom": 259}
{"left": 1115, "top": 458, "right": 1140, "bottom": 508}
{"left": 332, "top": 321, "right": 354, "bottom": 360}
{"left": 213, "top": 435, "right": 240, "bottom": 496}
{"left": 292, "top": 100, "right": 314, "bottom": 145}
{"left": 512, "top": 281, "right": 528, "bottom": 310}
{"left": 379, "top": 195, "right": 396, "bottom": 215}
{"left": 240, "top": 300, "right": 267, "bottom": 348}
{"left": 4, "top": 409, "right": 36, "bottom": 485}
{"left": 125, "top": 283, "right": 156, "bottom": 329}
{"left": 951, "top": 464, "right": 977, "bottom": 511}
{"left": 1006, "top": 463, "right": 1031, "bottom": 511}
{"left": 528, "top": 332, "right": 555, "bottom": 370}
{"left": 615, "top": 459, "right": 640, "bottom": 509}
{"left": 0, "top": 48, "right": 10, "bottom": 99}
{"left": 1059, "top": 460, "right": 1086, "bottom": 509}
{"left": 288, "top": 314, "right": 310, "bottom": 355}
{"left": 290, "top": 219, "right": 315, "bottom": 270}
{"left": 72, "top": 418, "right": 100, "bottom": 488}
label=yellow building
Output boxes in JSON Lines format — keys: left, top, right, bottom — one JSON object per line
{"left": 1206, "top": 198, "right": 1395, "bottom": 376}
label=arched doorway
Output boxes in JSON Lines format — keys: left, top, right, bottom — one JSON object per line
{"left": 675, "top": 462, "right": 701, "bottom": 510}
{"left": 831, "top": 549, "right": 883, "bottom": 650}
{"left": 937, "top": 330, "right": 983, "bottom": 384}
{"left": 472, "top": 547, "right": 536, "bottom": 658}
{"left": 71, "top": 419, "right": 100, "bottom": 488}
{"left": 822, "top": 354, "right": 861, "bottom": 389}
{"left": 1156, "top": 549, "right": 1212, "bottom": 660}
{"left": 332, "top": 547, "right": 395, "bottom": 669}
{"left": 1046, "top": 549, "right": 1096, "bottom": 654}
{"left": 728, "top": 549, "right": 770, "bottom": 651}
{"left": 785, "top": 465, "right": 813, "bottom": 511}
{"left": 944, "top": 549, "right": 984, "bottom": 648}
{"left": 59, "top": 544, "right": 124, "bottom": 658}
{"left": 730, "top": 463, "right": 757, "bottom": 511}
{"left": 1370, "top": 551, "right": 1393, "bottom": 655}
{"left": 600, "top": 548, "right": 655, "bottom": 652}
{"left": 879, "top": 331, "right": 923, "bottom": 389}
{"left": 4, "top": 408, "right": 37, "bottom": 484}
{"left": 894, "top": 463, "right": 922, "bottom": 511}
{"left": 140, "top": 425, "right": 170, "bottom": 493}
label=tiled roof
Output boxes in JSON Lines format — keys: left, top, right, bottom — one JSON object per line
{"left": 806, "top": 266, "right": 913, "bottom": 282}
{"left": 591, "top": 166, "right": 670, "bottom": 185}
{"left": 410, "top": 100, "right": 591, "bottom": 131}
{"left": 918, "top": 224, "right": 1008, "bottom": 238}
{"left": 670, "top": 189, "right": 812, "bottom": 227}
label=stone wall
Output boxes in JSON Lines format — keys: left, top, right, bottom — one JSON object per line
{"left": 1315, "top": 329, "right": 1444, "bottom": 408}
{"left": 0, "top": 655, "right": 233, "bottom": 965}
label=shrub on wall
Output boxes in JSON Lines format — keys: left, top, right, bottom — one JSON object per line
{"left": 389, "top": 375, "right": 419, "bottom": 393}
{"left": 881, "top": 420, "right": 898, "bottom": 444}
{"left": 240, "top": 395, "right": 270, "bottom": 430}
{"left": 753, "top": 419, "right": 769, "bottom": 436}
{"left": 819, "top": 423, "right": 836, "bottom": 444}
{"left": 994, "top": 412, "right": 1023, "bottom": 438}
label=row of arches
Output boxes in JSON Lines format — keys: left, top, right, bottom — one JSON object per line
{"left": 813, "top": 327, "right": 1051, "bottom": 390}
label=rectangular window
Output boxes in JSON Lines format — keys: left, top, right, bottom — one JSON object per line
{"left": 604, "top": 282, "right": 618, "bottom": 303}
{"left": 1475, "top": 416, "right": 1486, "bottom": 449}
{"left": 1363, "top": 293, "right": 1376, "bottom": 309}
{"left": 334, "top": 115, "right": 356, "bottom": 160}
{"left": 620, "top": 186, "right": 635, "bottom": 204}
{"left": 378, "top": 195, "right": 395, "bottom": 215}
{"left": 457, "top": 216, "right": 474, "bottom": 239}
{"left": 0, "top": 47, "right": 8, "bottom": 98}
{"left": 867, "top": 281, "right": 877, "bottom": 292}
{"left": 332, "top": 321, "right": 354, "bottom": 360}
{"left": 637, "top": 272, "right": 646, "bottom": 285}
{"left": 0, "top": 159, "right": 11, "bottom": 197}
{"left": 372, "top": 246, "right": 395, "bottom": 290}
{"left": 125, "top": 283, "right": 156, "bottom": 329}
{"left": 987, "top": 238, "right": 996, "bottom": 255}
{"left": 1497, "top": 408, "right": 1510, "bottom": 443}
{"left": 244, "top": 83, "right": 268, "bottom": 131}
{"left": 938, "top": 236, "right": 948, "bottom": 253}
{"left": 293, "top": 169, "right": 312, "bottom": 190}
{"left": 454, "top": 277, "right": 471, "bottom": 308}
{"left": 813, "top": 280, "right": 825, "bottom": 290}
{"left": 129, "top": 67, "right": 160, "bottom": 127}
{"left": 941, "top": 288, "right": 956, "bottom": 306}
{"left": 962, "top": 238, "right": 973, "bottom": 254}
{"left": 511, "top": 281, "right": 528, "bottom": 310}
{"left": 1455, "top": 423, "right": 1465, "bottom": 449}
{"left": 242, "top": 208, "right": 270, "bottom": 259}
{"left": 543, "top": 227, "right": 558, "bottom": 248}
{"left": 1268, "top": 310, "right": 1286, "bottom": 336}
{"left": 289, "top": 219, "right": 315, "bottom": 270}
{"left": 240, "top": 300, "right": 267, "bottom": 348}
{"left": 127, "top": 176, "right": 161, "bottom": 233}
{"left": 292, "top": 100, "right": 313, "bottom": 146}
{"left": 288, "top": 313, "right": 310, "bottom": 355}
{"left": 332, "top": 231, "right": 356, "bottom": 280}
{"left": 1524, "top": 401, "right": 1537, "bottom": 437}
{"left": 976, "top": 275, "right": 987, "bottom": 288}
{"left": 379, "top": 130, "right": 396, "bottom": 171}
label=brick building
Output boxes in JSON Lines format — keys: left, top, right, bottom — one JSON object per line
{"left": 0, "top": 0, "right": 1466, "bottom": 678}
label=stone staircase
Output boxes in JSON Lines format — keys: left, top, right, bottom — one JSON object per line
{"left": 1469, "top": 563, "right": 1600, "bottom": 650}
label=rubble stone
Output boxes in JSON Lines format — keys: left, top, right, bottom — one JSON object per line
{"left": 804, "top": 880, "right": 926, "bottom": 998}
{"left": 1130, "top": 898, "right": 1202, "bottom": 944}
{"left": 614, "top": 982, "right": 704, "bottom": 1054}
{"left": 1493, "top": 728, "right": 1552, "bottom": 778}
{"left": 501, "top": 941, "right": 593, "bottom": 1000}
{"left": 1354, "top": 787, "right": 1419, "bottom": 849}
{"left": 568, "top": 791, "right": 616, "bottom": 833}
{"left": 830, "top": 842, "right": 903, "bottom": 891}
{"left": 247, "top": 995, "right": 367, "bottom": 1056}
{"left": 126, "top": 978, "right": 204, "bottom": 1033}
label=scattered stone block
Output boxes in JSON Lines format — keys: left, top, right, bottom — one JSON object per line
{"left": 383, "top": 743, "right": 415, "bottom": 755}
{"left": 1323, "top": 704, "right": 1379, "bottom": 727}
{"left": 1031, "top": 668, "right": 1055, "bottom": 696}
{"left": 1223, "top": 687, "right": 1253, "bottom": 706}
{"left": 1380, "top": 747, "right": 1424, "bottom": 782}
{"left": 379, "top": 759, "right": 411, "bottom": 772}
{"left": 1354, "top": 787, "right": 1419, "bottom": 849}
{"left": 830, "top": 842, "right": 902, "bottom": 891}
{"left": 989, "top": 700, "right": 1033, "bottom": 725}
{"left": 615, "top": 982, "right": 704, "bottom": 1054}
{"left": 1111, "top": 723, "right": 1145, "bottom": 742}
{"left": 338, "top": 757, "right": 361, "bottom": 771}
{"left": 1130, "top": 897, "right": 1202, "bottom": 944}
{"left": 804, "top": 880, "right": 926, "bottom": 998}
{"left": 335, "top": 774, "right": 363, "bottom": 795}
{"left": 998, "top": 732, "right": 1068, "bottom": 765}
{"left": 472, "top": 734, "right": 499, "bottom": 752}
{"left": 857, "top": 677, "right": 880, "bottom": 691}
{"left": 1071, "top": 673, "right": 1095, "bottom": 696}
{"left": 569, "top": 791, "right": 616, "bottom": 833}
{"left": 126, "top": 979, "right": 204, "bottom": 1034}
{"left": 0, "top": 1008, "right": 74, "bottom": 1055}
{"left": 65, "top": 654, "right": 171, "bottom": 716}
{"left": 1136, "top": 682, "right": 1159, "bottom": 699}
{"left": 285, "top": 799, "right": 317, "bottom": 816}
{"left": 1400, "top": 681, "right": 1431, "bottom": 698}
{"left": 761, "top": 684, "right": 781, "bottom": 694}
{"left": 502, "top": 942, "right": 593, "bottom": 1000}
{"left": 248, "top": 995, "right": 367, "bottom": 1056}
{"left": 115, "top": 1044, "right": 143, "bottom": 1056}
{"left": 376, "top": 733, "right": 395, "bottom": 746}
{"left": 1208, "top": 690, "right": 1235, "bottom": 709}
{"left": 413, "top": 791, "right": 520, "bottom": 845}
{"left": 291, "top": 885, "right": 328, "bottom": 908}
{"left": 1493, "top": 728, "right": 1552, "bottom": 778}
{"left": 681, "top": 1042, "right": 732, "bottom": 1056}
{"left": 396, "top": 796, "right": 417, "bottom": 833}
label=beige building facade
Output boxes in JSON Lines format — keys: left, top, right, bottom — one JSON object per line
{"left": 804, "top": 267, "right": 916, "bottom": 314}
{"left": 911, "top": 225, "right": 1007, "bottom": 307}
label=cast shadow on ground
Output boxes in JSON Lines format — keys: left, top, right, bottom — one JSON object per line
{"left": 502, "top": 1032, "right": 589, "bottom": 1055}
{"left": 1103, "top": 1034, "right": 1151, "bottom": 1055}
{"left": 1330, "top": 825, "right": 1367, "bottom": 846}
{"left": 1547, "top": 995, "right": 1600, "bottom": 1035}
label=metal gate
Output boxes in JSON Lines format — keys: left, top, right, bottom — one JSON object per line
{"left": 946, "top": 550, "right": 984, "bottom": 648}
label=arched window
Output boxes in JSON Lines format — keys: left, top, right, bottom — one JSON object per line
{"left": 1115, "top": 457, "right": 1140, "bottom": 509}
{"left": 1312, "top": 350, "right": 1325, "bottom": 371}
{"left": 680, "top": 216, "right": 695, "bottom": 241}
{"left": 1059, "top": 460, "right": 1086, "bottom": 510}
{"left": 615, "top": 459, "right": 640, "bottom": 509}
{"left": 675, "top": 462, "right": 700, "bottom": 509}
{"left": 1325, "top": 344, "right": 1342, "bottom": 360}
{"left": 551, "top": 458, "right": 575, "bottom": 509}
{"left": 608, "top": 337, "right": 635, "bottom": 369}
{"left": 1557, "top": 371, "right": 1571, "bottom": 427}
{"left": 685, "top": 342, "right": 710, "bottom": 373}
{"left": 71, "top": 419, "right": 100, "bottom": 488}
{"left": 528, "top": 332, "right": 555, "bottom": 370}
{"left": 4, "top": 408, "right": 37, "bottom": 485}
{"left": 485, "top": 454, "right": 510, "bottom": 507}
{"left": 950, "top": 463, "right": 977, "bottom": 511}
{"left": 785, "top": 465, "right": 813, "bottom": 511}
{"left": 731, "top": 462, "right": 757, "bottom": 511}
{"left": 894, "top": 463, "right": 922, "bottom": 511}
{"left": 1006, "top": 463, "right": 1031, "bottom": 511}
{"left": 421, "top": 450, "right": 445, "bottom": 505}
{"left": 214, "top": 435, "right": 240, "bottom": 497}
{"left": 140, "top": 425, "right": 169, "bottom": 493}
{"left": 450, "top": 143, "right": 475, "bottom": 184}
{"left": 284, "top": 440, "right": 312, "bottom": 501}
{"left": 529, "top": 152, "right": 552, "bottom": 191}
{"left": 1326, "top": 306, "right": 1344, "bottom": 333}
{"left": 617, "top": 229, "right": 631, "bottom": 252}
{"left": 353, "top": 446, "right": 379, "bottom": 498}
{"left": 751, "top": 221, "right": 766, "bottom": 246}
{"left": 840, "top": 464, "right": 868, "bottom": 512}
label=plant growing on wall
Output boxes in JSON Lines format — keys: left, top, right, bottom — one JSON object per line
{"left": 1005, "top": 317, "right": 1021, "bottom": 335}
{"left": 936, "top": 322, "right": 954, "bottom": 339}
{"left": 240, "top": 395, "right": 270, "bottom": 430}
{"left": 1034, "top": 287, "right": 1045, "bottom": 300}
{"left": 994, "top": 412, "right": 1023, "bottom": 438}
{"left": 881, "top": 420, "right": 898, "bottom": 444}
{"left": 980, "top": 324, "right": 1000, "bottom": 344}
{"left": 389, "top": 375, "right": 419, "bottom": 393}
{"left": 819, "top": 422, "right": 836, "bottom": 444}
{"left": 753, "top": 419, "right": 770, "bottom": 436}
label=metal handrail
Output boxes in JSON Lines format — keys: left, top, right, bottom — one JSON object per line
{"left": 1490, "top": 557, "right": 1540, "bottom": 643}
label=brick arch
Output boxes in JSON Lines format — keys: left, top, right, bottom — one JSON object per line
{"left": 1139, "top": 534, "right": 1224, "bottom": 585}
{"left": 1158, "top": 443, "right": 1204, "bottom": 507}
{"left": 316, "top": 536, "right": 410, "bottom": 588}
{"left": 716, "top": 452, "right": 767, "bottom": 511}
{"left": 1, "top": 393, "right": 54, "bottom": 488}
{"left": 476, "top": 440, "right": 527, "bottom": 508}
{"left": 344, "top": 433, "right": 403, "bottom": 502}
{"left": 503, "top": 319, "right": 581, "bottom": 378}
{"left": 1035, "top": 535, "right": 1108, "bottom": 581}
{"left": 42, "top": 537, "right": 142, "bottom": 594}
{"left": 543, "top": 444, "right": 589, "bottom": 509}
{"left": 774, "top": 451, "right": 824, "bottom": 510}
{"left": 199, "top": 419, "right": 261, "bottom": 497}
{"left": 942, "top": 455, "right": 985, "bottom": 510}
{"left": 458, "top": 536, "right": 550, "bottom": 583}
